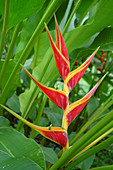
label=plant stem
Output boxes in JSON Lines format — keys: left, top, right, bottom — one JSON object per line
{"left": 0, "top": 22, "right": 22, "bottom": 88}
{"left": 65, "top": 136, "right": 113, "bottom": 169}
{"left": 0, "top": 104, "right": 35, "bottom": 129}
{"left": 30, "top": 95, "right": 47, "bottom": 139}
{"left": 0, "top": 0, "right": 9, "bottom": 59}
{"left": 49, "top": 110, "right": 113, "bottom": 169}
{"left": 68, "top": 126, "right": 113, "bottom": 164}
{"left": 70, "top": 93, "right": 113, "bottom": 145}
{"left": 62, "top": 0, "right": 82, "bottom": 35}
{"left": 89, "top": 165, "right": 113, "bottom": 170}
{"left": 31, "top": 37, "right": 40, "bottom": 70}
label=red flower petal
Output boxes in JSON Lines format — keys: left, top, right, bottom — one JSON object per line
{"left": 45, "top": 24, "right": 70, "bottom": 80}
{"left": 22, "top": 65, "right": 68, "bottom": 110}
{"left": 66, "top": 47, "right": 99, "bottom": 92}
{"left": 34, "top": 126, "right": 68, "bottom": 148}
{"left": 65, "top": 74, "right": 106, "bottom": 128}
{"left": 55, "top": 16, "right": 69, "bottom": 62}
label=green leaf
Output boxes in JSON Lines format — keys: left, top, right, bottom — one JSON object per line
{"left": 0, "top": 153, "right": 42, "bottom": 170}
{"left": 14, "top": 1, "right": 50, "bottom": 62}
{"left": 66, "top": 0, "right": 113, "bottom": 53}
{"left": 44, "top": 108, "right": 62, "bottom": 127}
{"left": 0, "top": 116, "right": 10, "bottom": 127}
{"left": 40, "top": 145, "right": 58, "bottom": 164}
{"left": 90, "top": 27, "right": 113, "bottom": 51}
{"left": 77, "top": 155, "right": 95, "bottom": 170}
{"left": 75, "top": 0, "right": 97, "bottom": 26}
{"left": 0, "top": 60, "right": 20, "bottom": 99}
{"left": 0, "top": 0, "right": 45, "bottom": 31}
{"left": 0, "top": 127, "right": 45, "bottom": 169}
{"left": 87, "top": 96, "right": 99, "bottom": 117}
{"left": 6, "top": 93, "right": 20, "bottom": 113}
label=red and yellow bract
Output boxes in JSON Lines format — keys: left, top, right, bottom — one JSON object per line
{"left": 1, "top": 18, "right": 106, "bottom": 151}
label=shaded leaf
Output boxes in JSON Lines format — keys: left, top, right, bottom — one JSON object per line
{"left": 40, "top": 145, "right": 58, "bottom": 164}
{"left": 0, "top": 61, "right": 20, "bottom": 99}
{"left": 6, "top": 93, "right": 20, "bottom": 113}
{"left": 0, "top": 117, "right": 10, "bottom": 127}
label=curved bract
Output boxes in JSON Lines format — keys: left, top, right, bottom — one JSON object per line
{"left": 1, "top": 18, "right": 106, "bottom": 151}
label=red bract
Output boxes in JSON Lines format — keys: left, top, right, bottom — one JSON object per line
{"left": 21, "top": 65, "right": 68, "bottom": 110}
{"left": 66, "top": 48, "right": 99, "bottom": 93}
{"left": 65, "top": 76, "right": 105, "bottom": 128}
{"left": 45, "top": 24, "right": 70, "bottom": 80}
{"left": 55, "top": 16, "right": 69, "bottom": 62}
{"left": 21, "top": 19, "right": 105, "bottom": 148}
{"left": 33, "top": 126, "right": 68, "bottom": 148}
{"left": 2, "top": 18, "right": 106, "bottom": 151}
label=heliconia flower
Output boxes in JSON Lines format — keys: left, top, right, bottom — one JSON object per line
{"left": 0, "top": 18, "right": 106, "bottom": 151}
{"left": 65, "top": 47, "right": 99, "bottom": 93}
{"left": 63, "top": 74, "right": 107, "bottom": 129}
{"left": 45, "top": 24, "right": 70, "bottom": 80}
{"left": 21, "top": 65, "right": 68, "bottom": 110}
{"left": 0, "top": 104, "right": 68, "bottom": 149}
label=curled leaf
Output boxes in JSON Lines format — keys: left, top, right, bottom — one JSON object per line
{"left": 45, "top": 24, "right": 70, "bottom": 80}
{"left": 66, "top": 47, "right": 99, "bottom": 92}
{"left": 21, "top": 65, "right": 68, "bottom": 110}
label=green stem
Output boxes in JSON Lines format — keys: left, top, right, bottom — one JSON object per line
{"left": 30, "top": 95, "right": 47, "bottom": 139}
{"left": 68, "top": 121, "right": 113, "bottom": 163}
{"left": 0, "top": 0, "right": 9, "bottom": 59}
{"left": 89, "top": 165, "right": 113, "bottom": 170}
{"left": 65, "top": 136, "right": 113, "bottom": 169}
{"left": 31, "top": 37, "right": 40, "bottom": 70}
{"left": 70, "top": 94, "right": 113, "bottom": 145}
{"left": 0, "top": 0, "right": 63, "bottom": 104}
{"left": 0, "top": 104, "right": 35, "bottom": 129}
{"left": 62, "top": 0, "right": 82, "bottom": 35}
{"left": 49, "top": 110, "right": 113, "bottom": 169}
{"left": 0, "top": 22, "right": 22, "bottom": 88}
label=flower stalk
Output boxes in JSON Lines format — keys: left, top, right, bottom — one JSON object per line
{"left": 0, "top": 18, "right": 106, "bottom": 152}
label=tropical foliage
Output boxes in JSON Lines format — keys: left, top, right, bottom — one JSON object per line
{"left": 0, "top": 0, "right": 113, "bottom": 169}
